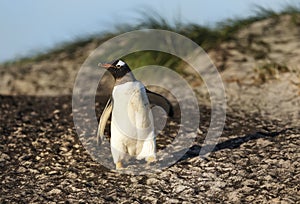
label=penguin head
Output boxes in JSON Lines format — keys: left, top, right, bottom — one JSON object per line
{"left": 99, "top": 59, "right": 131, "bottom": 79}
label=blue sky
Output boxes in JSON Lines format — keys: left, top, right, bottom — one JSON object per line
{"left": 0, "top": 0, "right": 297, "bottom": 62}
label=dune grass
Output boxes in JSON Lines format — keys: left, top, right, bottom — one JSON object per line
{"left": 3, "top": 4, "right": 300, "bottom": 67}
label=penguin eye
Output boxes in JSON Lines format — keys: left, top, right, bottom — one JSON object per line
{"left": 115, "top": 60, "right": 125, "bottom": 68}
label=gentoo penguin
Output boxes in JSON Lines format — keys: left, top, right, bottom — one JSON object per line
{"left": 97, "top": 59, "right": 173, "bottom": 169}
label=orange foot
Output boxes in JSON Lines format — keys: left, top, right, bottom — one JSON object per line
{"left": 116, "top": 161, "right": 123, "bottom": 170}
{"left": 146, "top": 156, "right": 156, "bottom": 164}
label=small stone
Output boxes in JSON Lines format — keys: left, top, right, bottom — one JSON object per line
{"left": 69, "top": 185, "right": 80, "bottom": 193}
{"left": 17, "top": 166, "right": 27, "bottom": 173}
{"left": 146, "top": 178, "right": 159, "bottom": 185}
{"left": 197, "top": 128, "right": 203, "bottom": 134}
{"left": 66, "top": 172, "right": 77, "bottom": 179}
{"left": 29, "top": 169, "right": 40, "bottom": 174}
{"left": 53, "top": 109, "right": 60, "bottom": 114}
{"left": 0, "top": 153, "right": 10, "bottom": 162}
{"left": 60, "top": 147, "right": 69, "bottom": 152}
{"left": 145, "top": 196, "right": 158, "bottom": 204}
{"left": 73, "top": 144, "right": 80, "bottom": 149}
{"left": 166, "top": 198, "right": 180, "bottom": 203}
{"left": 264, "top": 175, "right": 273, "bottom": 181}
{"left": 130, "top": 177, "right": 139, "bottom": 183}
{"left": 48, "top": 171, "right": 58, "bottom": 175}
{"left": 242, "top": 185, "right": 254, "bottom": 193}
{"left": 242, "top": 179, "right": 257, "bottom": 186}
{"left": 174, "top": 185, "right": 186, "bottom": 193}
{"left": 227, "top": 191, "right": 241, "bottom": 202}
{"left": 48, "top": 188, "right": 62, "bottom": 195}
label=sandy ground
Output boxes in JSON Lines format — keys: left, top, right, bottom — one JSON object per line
{"left": 1, "top": 95, "right": 299, "bottom": 203}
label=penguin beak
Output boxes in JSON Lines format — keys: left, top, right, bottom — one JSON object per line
{"left": 98, "top": 63, "right": 112, "bottom": 69}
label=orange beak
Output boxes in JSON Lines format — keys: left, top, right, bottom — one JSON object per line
{"left": 98, "top": 63, "right": 112, "bottom": 69}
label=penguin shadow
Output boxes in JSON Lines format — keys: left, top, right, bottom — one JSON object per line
{"left": 178, "top": 129, "right": 288, "bottom": 162}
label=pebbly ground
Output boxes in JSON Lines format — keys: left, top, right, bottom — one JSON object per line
{"left": 0, "top": 95, "right": 299, "bottom": 203}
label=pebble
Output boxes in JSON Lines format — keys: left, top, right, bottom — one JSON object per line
{"left": 65, "top": 172, "right": 78, "bottom": 179}
{"left": 48, "top": 171, "right": 58, "bottom": 175}
{"left": 174, "top": 185, "right": 186, "bottom": 193}
{"left": 0, "top": 153, "right": 10, "bottom": 162}
{"left": 166, "top": 198, "right": 180, "bottom": 203}
{"left": 48, "top": 189, "right": 62, "bottom": 195}
{"left": 17, "top": 166, "right": 27, "bottom": 173}
{"left": 146, "top": 178, "right": 159, "bottom": 185}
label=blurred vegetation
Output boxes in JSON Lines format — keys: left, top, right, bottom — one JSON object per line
{"left": 3, "top": 4, "right": 300, "bottom": 69}
{"left": 123, "top": 51, "right": 182, "bottom": 72}
{"left": 255, "top": 62, "right": 290, "bottom": 83}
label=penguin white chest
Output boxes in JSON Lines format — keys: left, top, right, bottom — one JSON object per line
{"left": 110, "top": 81, "right": 156, "bottom": 163}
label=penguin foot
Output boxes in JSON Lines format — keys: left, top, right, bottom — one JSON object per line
{"left": 146, "top": 156, "right": 156, "bottom": 164}
{"left": 116, "top": 161, "right": 124, "bottom": 170}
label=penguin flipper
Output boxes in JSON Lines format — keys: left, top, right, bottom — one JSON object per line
{"left": 97, "top": 98, "right": 113, "bottom": 145}
{"left": 146, "top": 89, "right": 174, "bottom": 117}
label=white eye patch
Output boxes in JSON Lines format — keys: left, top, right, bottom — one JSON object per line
{"left": 116, "top": 60, "right": 125, "bottom": 67}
